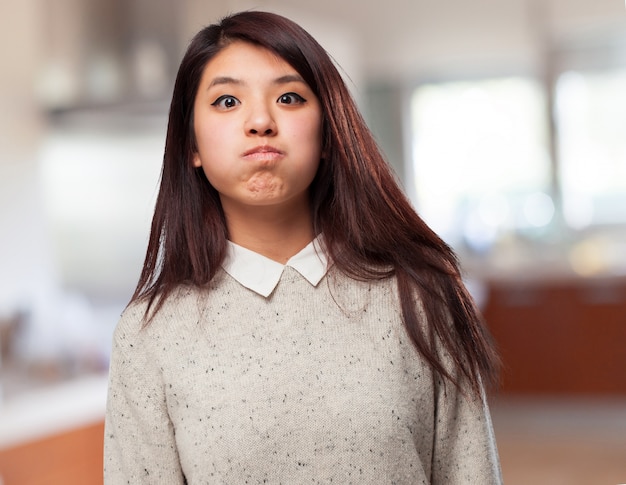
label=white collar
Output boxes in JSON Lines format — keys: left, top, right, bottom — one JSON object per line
{"left": 222, "top": 236, "right": 329, "bottom": 297}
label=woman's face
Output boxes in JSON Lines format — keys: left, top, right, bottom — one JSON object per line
{"left": 192, "top": 41, "right": 323, "bottom": 216}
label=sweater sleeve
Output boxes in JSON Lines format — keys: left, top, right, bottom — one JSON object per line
{"left": 430, "top": 377, "right": 502, "bottom": 485}
{"left": 103, "top": 309, "right": 185, "bottom": 484}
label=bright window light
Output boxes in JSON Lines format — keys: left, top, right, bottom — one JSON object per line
{"left": 411, "top": 77, "right": 551, "bottom": 250}
{"left": 556, "top": 68, "right": 626, "bottom": 228}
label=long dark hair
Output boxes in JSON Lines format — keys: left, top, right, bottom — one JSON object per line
{"left": 133, "top": 10, "right": 499, "bottom": 396}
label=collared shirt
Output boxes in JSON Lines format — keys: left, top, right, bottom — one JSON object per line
{"left": 222, "top": 236, "right": 330, "bottom": 297}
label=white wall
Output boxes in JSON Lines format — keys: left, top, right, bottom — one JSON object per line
{"left": 0, "top": 0, "right": 53, "bottom": 318}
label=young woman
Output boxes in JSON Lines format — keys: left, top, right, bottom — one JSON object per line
{"left": 104, "top": 10, "right": 502, "bottom": 484}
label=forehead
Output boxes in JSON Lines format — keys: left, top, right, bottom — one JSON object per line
{"left": 201, "top": 41, "right": 297, "bottom": 81}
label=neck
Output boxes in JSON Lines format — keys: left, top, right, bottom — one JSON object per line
{"left": 222, "top": 199, "right": 315, "bottom": 264}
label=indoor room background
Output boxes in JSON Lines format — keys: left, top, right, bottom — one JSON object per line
{"left": 1, "top": 0, "right": 625, "bottom": 483}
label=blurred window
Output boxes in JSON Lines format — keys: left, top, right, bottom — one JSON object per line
{"left": 410, "top": 77, "right": 552, "bottom": 252}
{"left": 555, "top": 68, "right": 626, "bottom": 228}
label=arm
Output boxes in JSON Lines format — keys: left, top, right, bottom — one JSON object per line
{"left": 104, "top": 310, "right": 185, "bottom": 484}
{"left": 431, "top": 377, "right": 502, "bottom": 485}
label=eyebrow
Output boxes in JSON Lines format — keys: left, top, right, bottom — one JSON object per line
{"left": 273, "top": 74, "right": 306, "bottom": 85}
{"left": 208, "top": 76, "right": 242, "bottom": 88}
{"left": 207, "top": 74, "right": 307, "bottom": 89}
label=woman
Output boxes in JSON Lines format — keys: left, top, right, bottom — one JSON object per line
{"left": 104, "top": 10, "right": 502, "bottom": 484}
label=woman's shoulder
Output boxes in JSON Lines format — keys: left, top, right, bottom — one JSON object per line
{"left": 327, "top": 264, "right": 405, "bottom": 299}
{"left": 114, "top": 285, "right": 208, "bottom": 338}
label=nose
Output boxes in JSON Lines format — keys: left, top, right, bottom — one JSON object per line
{"left": 245, "top": 101, "right": 276, "bottom": 136}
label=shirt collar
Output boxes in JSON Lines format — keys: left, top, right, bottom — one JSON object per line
{"left": 222, "top": 235, "right": 329, "bottom": 297}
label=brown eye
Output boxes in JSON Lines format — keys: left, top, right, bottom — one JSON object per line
{"left": 212, "top": 95, "right": 240, "bottom": 109}
{"left": 278, "top": 93, "right": 306, "bottom": 105}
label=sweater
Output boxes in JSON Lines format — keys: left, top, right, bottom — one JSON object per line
{"left": 104, "top": 265, "right": 502, "bottom": 484}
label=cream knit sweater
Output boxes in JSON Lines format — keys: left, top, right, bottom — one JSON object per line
{"left": 104, "top": 266, "right": 502, "bottom": 484}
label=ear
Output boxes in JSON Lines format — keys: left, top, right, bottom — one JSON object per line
{"left": 192, "top": 152, "right": 202, "bottom": 168}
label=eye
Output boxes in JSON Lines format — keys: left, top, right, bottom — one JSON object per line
{"left": 211, "top": 95, "right": 240, "bottom": 109}
{"left": 278, "top": 93, "right": 306, "bottom": 105}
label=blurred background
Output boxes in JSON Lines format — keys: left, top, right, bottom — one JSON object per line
{"left": 1, "top": 0, "right": 625, "bottom": 483}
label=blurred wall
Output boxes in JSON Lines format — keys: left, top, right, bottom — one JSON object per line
{"left": 0, "top": 0, "right": 53, "bottom": 319}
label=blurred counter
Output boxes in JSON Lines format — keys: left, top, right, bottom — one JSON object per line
{"left": 480, "top": 273, "right": 626, "bottom": 395}
{"left": 0, "top": 373, "right": 107, "bottom": 450}
{"left": 0, "top": 374, "right": 107, "bottom": 485}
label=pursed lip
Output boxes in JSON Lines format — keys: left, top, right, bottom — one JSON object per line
{"left": 242, "top": 145, "right": 284, "bottom": 158}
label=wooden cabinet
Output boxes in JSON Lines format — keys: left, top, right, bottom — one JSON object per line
{"left": 482, "top": 277, "right": 626, "bottom": 394}
{"left": 0, "top": 421, "right": 104, "bottom": 485}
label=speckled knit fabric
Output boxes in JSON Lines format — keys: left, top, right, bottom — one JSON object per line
{"left": 104, "top": 266, "right": 502, "bottom": 484}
